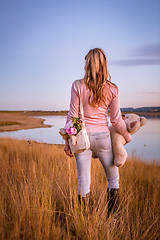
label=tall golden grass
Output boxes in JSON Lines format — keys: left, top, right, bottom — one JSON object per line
{"left": 0, "top": 138, "right": 159, "bottom": 240}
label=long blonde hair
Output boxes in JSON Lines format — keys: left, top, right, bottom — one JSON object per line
{"left": 83, "top": 48, "right": 112, "bottom": 107}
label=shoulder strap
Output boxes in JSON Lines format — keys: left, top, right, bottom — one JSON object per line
{"left": 77, "top": 80, "right": 85, "bottom": 124}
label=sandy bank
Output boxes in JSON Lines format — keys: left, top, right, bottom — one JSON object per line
{"left": 0, "top": 112, "right": 52, "bottom": 132}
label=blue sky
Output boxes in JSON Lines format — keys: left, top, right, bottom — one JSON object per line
{"left": 0, "top": 0, "right": 160, "bottom": 110}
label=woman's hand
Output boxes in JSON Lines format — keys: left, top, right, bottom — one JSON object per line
{"left": 124, "top": 136, "right": 132, "bottom": 145}
{"left": 64, "top": 140, "right": 74, "bottom": 158}
{"left": 124, "top": 140, "right": 130, "bottom": 145}
{"left": 123, "top": 132, "right": 132, "bottom": 145}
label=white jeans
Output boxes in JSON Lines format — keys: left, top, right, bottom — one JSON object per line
{"left": 75, "top": 132, "right": 119, "bottom": 197}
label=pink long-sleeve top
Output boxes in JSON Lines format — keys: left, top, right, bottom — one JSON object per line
{"left": 66, "top": 79, "right": 131, "bottom": 143}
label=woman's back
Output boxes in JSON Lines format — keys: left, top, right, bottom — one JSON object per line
{"left": 66, "top": 79, "right": 121, "bottom": 133}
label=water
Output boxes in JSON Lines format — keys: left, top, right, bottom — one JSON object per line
{"left": 125, "top": 118, "right": 160, "bottom": 162}
{"left": 0, "top": 116, "right": 159, "bottom": 163}
{"left": 0, "top": 116, "right": 66, "bottom": 145}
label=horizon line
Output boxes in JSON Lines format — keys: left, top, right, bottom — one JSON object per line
{"left": 0, "top": 106, "right": 160, "bottom": 112}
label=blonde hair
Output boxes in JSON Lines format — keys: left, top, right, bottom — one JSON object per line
{"left": 83, "top": 48, "right": 111, "bottom": 107}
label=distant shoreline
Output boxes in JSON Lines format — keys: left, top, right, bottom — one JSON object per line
{"left": 0, "top": 110, "right": 159, "bottom": 132}
{"left": 0, "top": 112, "right": 52, "bottom": 132}
{"left": 0, "top": 110, "right": 160, "bottom": 117}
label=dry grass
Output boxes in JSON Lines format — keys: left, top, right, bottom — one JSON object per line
{"left": 0, "top": 113, "right": 51, "bottom": 132}
{"left": 0, "top": 121, "right": 20, "bottom": 126}
{"left": 0, "top": 138, "right": 159, "bottom": 240}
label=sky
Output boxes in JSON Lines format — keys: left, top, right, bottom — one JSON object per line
{"left": 0, "top": 0, "right": 160, "bottom": 111}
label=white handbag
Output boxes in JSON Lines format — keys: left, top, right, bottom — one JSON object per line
{"left": 68, "top": 80, "right": 90, "bottom": 154}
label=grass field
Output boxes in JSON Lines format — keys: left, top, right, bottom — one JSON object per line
{"left": 0, "top": 138, "right": 160, "bottom": 240}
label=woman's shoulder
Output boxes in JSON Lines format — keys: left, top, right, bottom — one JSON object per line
{"left": 72, "top": 79, "right": 85, "bottom": 88}
{"left": 105, "top": 80, "right": 118, "bottom": 89}
{"left": 71, "top": 79, "right": 85, "bottom": 94}
{"left": 105, "top": 80, "right": 119, "bottom": 98}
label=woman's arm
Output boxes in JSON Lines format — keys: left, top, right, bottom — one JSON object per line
{"left": 65, "top": 80, "right": 79, "bottom": 126}
{"left": 64, "top": 80, "right": 79, "bottom": 157}
{"left": 109, "top": 89, "right": 132, "bottom": 143}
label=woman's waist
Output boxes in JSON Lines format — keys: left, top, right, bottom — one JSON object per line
{"left": 85, "top": 124, "right": 110, "bottom": 133}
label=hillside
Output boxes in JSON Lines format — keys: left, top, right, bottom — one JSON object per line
{"left": 120, "top": 106, "right": 160, "bottom": 113}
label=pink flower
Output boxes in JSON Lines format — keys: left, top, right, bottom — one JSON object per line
{"left": 66, "top": 127, "right": 77, "bottom": 135}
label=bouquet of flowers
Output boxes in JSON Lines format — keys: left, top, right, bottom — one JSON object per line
{"left": 59, "top": 117, "right": 83, "bottom": 142}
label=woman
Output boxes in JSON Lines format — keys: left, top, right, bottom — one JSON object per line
{"left": 64, "top": 48, "right": 131, "bottom": 215}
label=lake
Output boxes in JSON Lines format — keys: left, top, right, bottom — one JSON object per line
{"left": 0, "top": 116, "right": 160, "bottom": 163}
